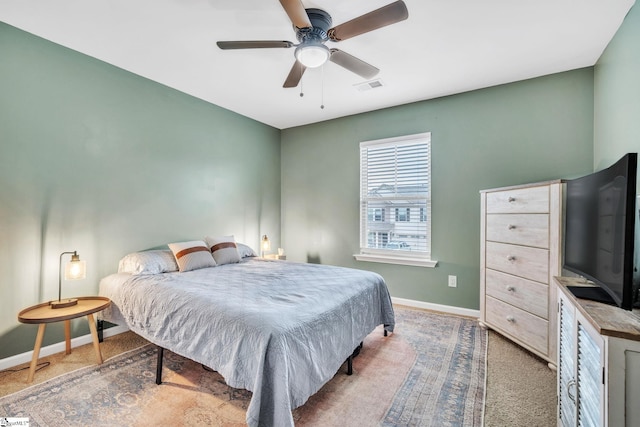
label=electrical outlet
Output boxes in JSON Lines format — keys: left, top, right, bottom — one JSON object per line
{"left": 448, "top": 275, "right": 457, "bottom": 288}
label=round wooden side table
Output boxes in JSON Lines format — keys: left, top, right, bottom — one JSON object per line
{"left": 18, "top": 296, "right": 111, "bottom": 383}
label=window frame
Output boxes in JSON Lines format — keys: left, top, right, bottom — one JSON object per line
{"left": 354, "top": 132, "right": 437, "bottom": 268}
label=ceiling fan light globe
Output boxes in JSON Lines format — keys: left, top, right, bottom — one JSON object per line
{"left": 295, "top": 44, "right": 330, "bottom": 68}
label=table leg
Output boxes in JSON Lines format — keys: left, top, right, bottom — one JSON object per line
{"left": 64, "top": 320, "right": 71, "bottom": 354}
{"left": 27, "top": 323, "right": 46, "bottom": 383}
{"left": 87, "top": 313, "right": 103, "bottom": 364}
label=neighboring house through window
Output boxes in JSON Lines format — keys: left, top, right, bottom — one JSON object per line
{"left": 355, "top": 132, "right": 437, "bottom": 267}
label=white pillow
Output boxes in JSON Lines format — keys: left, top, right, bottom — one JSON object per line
{"left": 204, "top": 235, "right": 241, "bottom": 265}
{"left": 237, "top": 243, "right": 257, "bottom": 258}
{"left": 168, "top": 240, "right": 217, "bottom": 272}
{"left": 118, "top": 250, "right": 179, "bottom": 275}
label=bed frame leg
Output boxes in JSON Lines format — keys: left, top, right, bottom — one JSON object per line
{"left": 156, "top": 346, "right": 164, "bottom": 385}
{"left": 346, "top": 341, "right": 363, "bottom": 375}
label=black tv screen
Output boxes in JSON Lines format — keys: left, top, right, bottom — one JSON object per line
{"left": 564, "top": 152, "right": 637, "bottom": 310}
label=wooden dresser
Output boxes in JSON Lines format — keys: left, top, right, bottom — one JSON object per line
{"left": 480, "top": 180, "right": 563, "bottom": 368}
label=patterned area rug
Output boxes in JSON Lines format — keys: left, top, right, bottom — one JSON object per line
{"left": 0, "top": 307, "right": 486, "bottom": 426}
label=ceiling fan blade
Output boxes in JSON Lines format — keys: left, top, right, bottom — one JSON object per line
{"left": 217, "top": 41, "right": 294, "bottom": 50}
{"left": 283, "top": 61, "right": 307, "bottom": 88}
{"left": 329, "top": 49, "right": 379, "bottom": 79}
{"left": 279, "top": 0, "right": 312, "bottom": 29}
{"left": 328, "top": 0, "right": 408, "bottom": 42}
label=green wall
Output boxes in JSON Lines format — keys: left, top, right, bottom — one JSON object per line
{"left": 5, "top": 2, "right": 637, "bottom": 361}
{"left": 0, "top": 23, "right": 281, "bottom": 359}
{"left": 594, "top": 4, "right": 640, "bottom": 173}
{"left": 281, "top": 70, "right": 595, "bottom": 309}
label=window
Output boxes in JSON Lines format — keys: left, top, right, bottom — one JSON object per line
{"left": 355, "top": 132, "right": 436, "bottom": 267}
{"left": 367, "top": 232, "right": 389, "bottom": 248}
{"left": 395, "top": 208, "right": 410, "bottom": 222}
{"left": 368, "top": 208, "right": 385, "bottom": 222}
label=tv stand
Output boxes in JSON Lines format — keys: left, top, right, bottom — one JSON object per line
{"left": 567, "top": 285, "right": 617, "bottom": 306}
{"left": 557, "top": 277, "right": 640, "bottom": 426}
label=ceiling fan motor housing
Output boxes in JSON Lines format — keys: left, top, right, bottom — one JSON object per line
{"left": 296, "top": 8, "right": 332, "bottom": 44}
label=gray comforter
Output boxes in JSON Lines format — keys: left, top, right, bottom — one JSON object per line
{"left": 99, "top": 258, "right": 395, "bottom": 426}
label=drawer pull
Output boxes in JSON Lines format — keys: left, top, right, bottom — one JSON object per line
{"left": 506, "top": 315, "right": 516, "bottom": 323}
{"left": 508, "top": 197, "right": 516, "bottom": 203}
{"left": 508, "top": 224, "right": 517, "bottom": 230}
{"left": 506, "top": 286, "right": 515, "bottom": 292}
{"left": 507, "top": 255, "right": 516, "bottom": 262}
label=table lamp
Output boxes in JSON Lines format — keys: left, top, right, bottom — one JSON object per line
{"left": 51, "top": 250, "right": 86, "bottom": 309}
{"left": 261, "top": 235, "right": 271, "bottom": 257}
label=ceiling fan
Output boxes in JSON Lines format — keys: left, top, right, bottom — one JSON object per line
{"left": 217, "top": 0, "right": 409, "bottom": 88}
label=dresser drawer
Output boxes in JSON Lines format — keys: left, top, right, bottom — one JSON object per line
{"left": 485, "top": 269, "right": 549, "bottom": 319}
{"left": 486, "top": 213, "right": 549, "bottom": 248}
{"left": 486, "top": 186, "right": 549, "bottom": 214}
{"left": 485, "top": 241, "right": 549, "bottom": 283}
{"left": 485, "top": 296, "right": 548, "bottom": 355}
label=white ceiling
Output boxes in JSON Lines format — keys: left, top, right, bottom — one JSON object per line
{"left": 0, "top": 0, "right": 635, "bottom": 129}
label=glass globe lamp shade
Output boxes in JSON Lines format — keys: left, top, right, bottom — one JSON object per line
{"left": 294, "top": 44, "right": 330, "bottom": 68}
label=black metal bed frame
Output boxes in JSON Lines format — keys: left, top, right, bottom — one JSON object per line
{"left": 154, "top": 339, "right": 366, "bottom": 385}
{"left": 98, "top": 319, "right": 390, "bottom": 387}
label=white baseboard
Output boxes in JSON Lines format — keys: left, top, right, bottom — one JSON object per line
{"left": 0, "top": 325, "right": 130, "bottom": 372}
{"left": 392, "top": 296, "right": 480, "bottom": 319}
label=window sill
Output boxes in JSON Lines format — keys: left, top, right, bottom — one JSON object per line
{"left": 353, "top": 253, "right": 438, "bottom": 268}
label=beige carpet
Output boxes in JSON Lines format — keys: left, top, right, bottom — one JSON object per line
{"left": 483, "top": 330, "right": 556, "bottom": 426}
{"left": 0, "top": 331, "right": 148, "bottom": 397}
{"left": 0, "top": 311, "right": 555, "bottom": 426}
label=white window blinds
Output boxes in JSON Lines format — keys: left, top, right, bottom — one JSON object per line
{"left": 359, "top": 133, "right": 431, "bottom": 258}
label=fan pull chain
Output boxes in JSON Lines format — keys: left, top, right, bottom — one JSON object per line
{"left": 299, "top": 65, "right": 304, "bottom": 97}
{"left": 320, "top": 65, "right": 325, "bottom": 109}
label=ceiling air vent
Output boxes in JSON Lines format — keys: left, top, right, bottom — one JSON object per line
{"left": 355, "top": 79, "right": 384, "bottom": 92}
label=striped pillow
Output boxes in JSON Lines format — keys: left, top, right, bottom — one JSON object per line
{"left": 205, "top": 235, "right": 241, "bottom": 265}
{"left": 168, "top": 240, "right": 217, "bottom": 272}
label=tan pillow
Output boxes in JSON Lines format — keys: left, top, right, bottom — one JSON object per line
{"left": 168, "top": 240, "right": 217, "bottom": 272}
{"left": 204, "top": 235, "right": 241, "bottom": 265}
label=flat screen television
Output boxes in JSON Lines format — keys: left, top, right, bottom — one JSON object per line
{"left": 564, "top": 152, "right": 638, "bottom": 310}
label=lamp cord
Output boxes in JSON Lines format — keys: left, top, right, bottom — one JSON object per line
{"left": 0, "top": 361, "right": 50, "bottom": 378}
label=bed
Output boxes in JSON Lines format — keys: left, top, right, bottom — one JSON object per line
{"left": 98, "top": 250, "right": 395, "bottom": 427}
